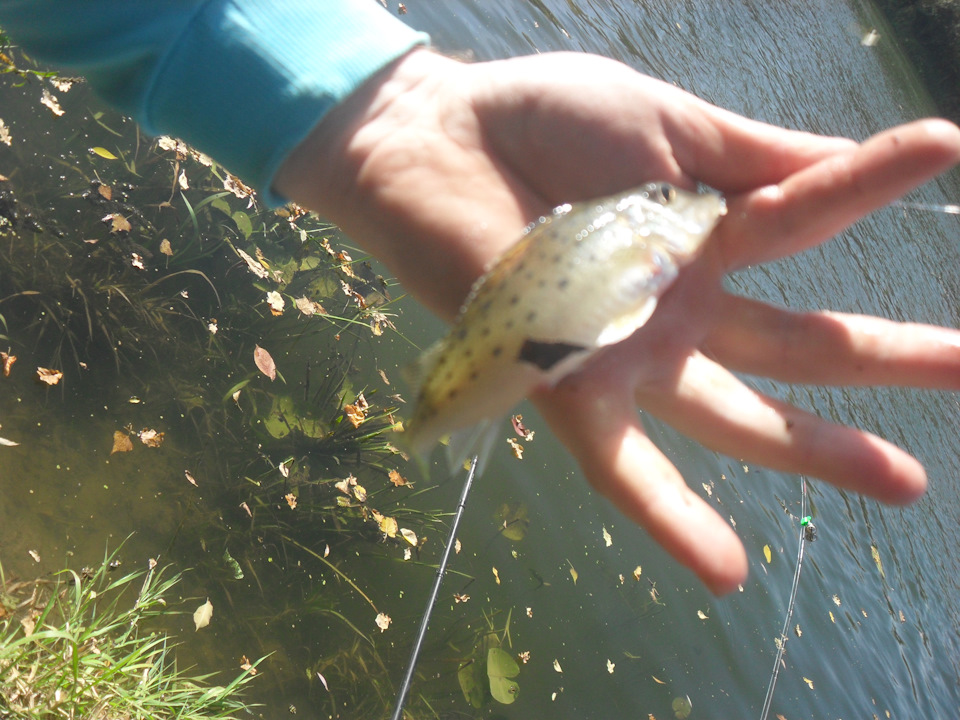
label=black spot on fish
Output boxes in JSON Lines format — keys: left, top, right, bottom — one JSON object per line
{"left": 518, "top": 339, "right": 587, "bottom": 371}
{"left": 455, "top": 327, "right": 468, "bottom": 340}
{"left": 469, "top": 370, "right": 479, "bottom": 381}
{"left": 509, "top": 295, "right": 519, "bottom": 305}
{"left": 526, "top": 311, "right": 537, "bottom": 322}
{"left": 492, "top": 346, "right": 503, "bottom": 357}
{"left": 557, "top": 278, "right": 570, "bottom": 289}
{"left": 505, "top": 319, "right": 515, "bottom": 329}
{"left": 481, "top": 326, "right": 491, "bottom": 337}
{"left": 447, "top": 389, "right": 459, "bottom": 400}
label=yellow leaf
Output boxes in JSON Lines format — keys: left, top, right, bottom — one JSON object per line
{"left": 375, "top": 612, "right": 391, "bottom": 632}
{"left": 492, "top": 566, "right": 501, "bottom": 585}
{"left": 507, "top": 436, "right": 524, "bottom": 459}
{"left": 159, "top": 238, "right": 173, "bottom": 256}
{"left": 697, "top": 610, "right": 708, "bottom": 620}
{"left": 138, "top": 428, "right": 164, "bottom": 448}
{"left": 378, "top": 515, "right": 398, "bottom": 538}
{"left": 90, "top": 146, "right": 118, "bottom": 160}
{"left": 102, "top": 212, "right": 131, "bottom": 233}
{"left": 388, "top": 469, "right": 408, "bottom": 487}
{"left": 399, "top": 528, "right": 418, "bottom": 546}
{"left": 193, "top": 599, "right": 213, "bottom": 630}
{"left": 284, "top": 492, "right": 297, "bottom": 509}
{"left": 803, "top": 677, "right": 814, "bottom": 689}
{"left": 763, "top": 544, "right": 772, "bottom": 564}
{"left": 871, "top": 545, "right": 885, "bottom": 579}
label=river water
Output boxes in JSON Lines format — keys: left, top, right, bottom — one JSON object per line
{"left": 1, "top": 1, "right": 959, "bottom": 719}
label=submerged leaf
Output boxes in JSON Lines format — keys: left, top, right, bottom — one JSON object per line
{"left": 36, "top": 367, "right": 62, "bottom": 385}
{"left": 871, "top": 545, "right": 885, "bottom": 578}
{"left": 41, "top": 88, "right": 64, "bottom": 116}
{"left": 375, "top": 612, "right": 391, "bottom": 632}
{"left": 193, "top": 598, "right": 213, "bottom": 630}
{"left": 254, "top": 345, "right": 277, "bottom": 381}
{"left": 90, "top": 146, "right": 118, "bottom": 160}
{"left": 0, "top": 351, "right": 15, "bottom": 377}
{"left": 763, "top": 544, "right": 772, "bottom": 564}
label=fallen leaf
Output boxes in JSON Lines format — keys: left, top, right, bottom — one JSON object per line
{"left": 28, "top": 549, "right": 41, "bottom": 563}
{"left": 50, "top": 78, "right": 73, "bottom": 92}
{"left": 378, "top": 515, "right": 398, "bottom": 538}
{"left": 316, "top": 671, "right": 329, "bottom": 691}
{"left": 236, "top": 247, "right": 269, "bottom": 279}
{"left": 159, "top": 238, "right": 173, "bottom": 256}
{"left": 507, "top": 437, "right": 524, "bottom": 459}
{"left": 388, "top": 469, "right": 408, "bottom": 487}
{"left": 602, "top": 526, "right": 613, "bottom": 547}
{"left": 832, "top": 594, "right": 841, "bottom": 606}
{"left": 208, "top": 319, "right": 218, "bottom": 334}
{"left": 138, "top": 428, "right": 164, "bottom": 448}
{"left": 511, "top": 414, "right": 535, "bottom": 440}
{"left": 102, "top": 212, "right": 131, "bottom": 233}
{"left": 184, "top": 470, "right": 198, "bottom": 487}
{"left": 702, "top": 482, "right": 712, "bottom": 496}
{"left": 763, "top": 544, "right": 772, "bottom": 564}
{"left": 131, "top": 252, "right": 145, "bottom": 270}
{"left": 378, "top": 369, "right": 390, "bottom": 385}
{"left": 795, "top": 624, "right": 802, "bottom": 637}
{"left": 454, "top": 592, "right": 470, "bottom": 603}
{"left": 0, "top": 118, "right": 11, "bottom": 146}
{"left": 253, "top": 345, "right": 277, "bottom": 381}
{"left": 632, "top": 566, "right": 642, "bottom": 581}
{"left": 375, "top": 612, "right": 391, "bottom": 632}
{"left": 193, "top": 598, "right": 213, "bottom": 630}
{"left": 829, "top": 611, "right": 835, "bottom": 623}
{"left": 871, "top": 545, "right": 885, "bottom": 579}
{"left": 697, "top": 610, "right": 709, "bottom": 620}
{"left": 607, "top": 659, "right": 615, "bottom": 674}
{"left": 399, "top": 528, "right": 417, "bottom": 546}
{"left": 567, "top": 560, "right": 578, "bottom": 585}
{"left": 455, "top": 538, "right": 462, "bottom": 554}
{"left": 41, "top": 88, "right": 64, "bottom": 116}
{"left": 492, "top": 566, "right": 501, "bottom": 585}
{"left": 553, "top": 659, "right": 563, "bottom": 673}
{"left": 110, "top": 431, "right": 133, "bottom": 454}
{"left": 343, "top": 393, "right": 369, "bottom": 427}
{"left": 240, "top": 655, "right": 257, "bottom": 675}
{"left": 284, "top": 492, "right": 297, "bottom": 509}
{"left": 178, "top": 169, "right": 189, "bottom": 190}
{"left": 652, "top": 676, "right": 666, "bottom": 684}
{"left": 351, "top": 484, "right": 367, "bottom": 502}
{"left": 97, "top": 183, "right": 112, "bottom": 200}
{"left": 266, "top": 291, "right": 285, "bottom": 316}
{"left": 295, "top": 296, "right": 326, "bottom": 316}
{"left": 803, "top": 677, "right": 814, "bottom": 689}
{"left": 36, "top": 367, "right": 63, "bottom": 385}
{"left": 0, "top": 436, "right": 19, "bottom": 447}
{"left": 1, "top": 351, "right": 16, "bottom": 377}
{"left": 239, "top": 501, "right": 252, "bottom": 518}
{"left": 90, "top": 146, "right": 117, "bottom": 160}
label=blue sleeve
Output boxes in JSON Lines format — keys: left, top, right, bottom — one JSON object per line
{"left": 0, "top": 0, "right": 429, "bottom": 206}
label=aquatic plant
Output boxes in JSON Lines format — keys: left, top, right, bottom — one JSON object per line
{"left": 0, "top": 545, "right": 259, "bottom": 719}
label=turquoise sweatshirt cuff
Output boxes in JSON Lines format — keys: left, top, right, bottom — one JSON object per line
{"left": 0, "top": 0, "right": 429, "bottom": 206}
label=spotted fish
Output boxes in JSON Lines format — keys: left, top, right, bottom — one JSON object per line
{"left": 404, "top": 182, "right": 727, "bottom": 463}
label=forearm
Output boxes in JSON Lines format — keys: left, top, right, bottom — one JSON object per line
{"left": 0, "top": 0, "right": 428, "bottom": 207}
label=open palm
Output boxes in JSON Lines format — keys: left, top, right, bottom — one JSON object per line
{"left": 277, "top": 49, "right": 960, "bottom": 593}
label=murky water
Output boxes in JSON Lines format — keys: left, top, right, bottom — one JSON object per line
{"left": 2, "top": 1, "right": 960, "bottom": 718}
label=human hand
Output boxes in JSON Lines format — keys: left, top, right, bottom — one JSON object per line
{"left": 276, "top": 48, "right": 960, "bottom": 593}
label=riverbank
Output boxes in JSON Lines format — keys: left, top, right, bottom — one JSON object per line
{"left": 873, "top": 0, "right": 960, "bottom": 121}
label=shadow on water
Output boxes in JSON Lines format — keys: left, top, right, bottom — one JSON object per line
{"left": 4, "top": 1, "right": 960, "bottom": 718}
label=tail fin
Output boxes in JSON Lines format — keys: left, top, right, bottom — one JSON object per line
{"left": 445, "top": 418, "right": 501, "bottom": 477}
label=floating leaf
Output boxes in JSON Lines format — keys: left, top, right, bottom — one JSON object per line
{"left": 102, "top": 212, "right": 131, "bottom": 233}
{"left": 492, "top": 566, "right": 501, "bottom": 585}
{"left": 110, "top": 430, "right": 133, "bottom": 454}
{"left": 375, "top": 612, "right": 391, "bottom": 632}
{"left": 138, "top": 428, "right": 164, "bottom": 448}
{"left": 832, "top": 594, "right": 841, "bottom": 606}
{"left": 28, "top": 549, "right": 41, "bottom": 563}
{"left": 351, "top": 484, "right": 367, "bottom": 502}
{"left": 159, "top": 238, "right": 173, "bottom": 256}
{"left": 458, "top": 655, "right": 486, "bottom": 708}
{"left": 553, "top": 658, "right": 563, "bottom": 673}
{"left": 253, "top": 345, "right": 276, "bottom": 381}
{"left": 0, "top": 436, "right": 19, "bottom": 447}
{"left": 488, "top": 647, "right": 521, "bottom": 704}
{"left": 41, "top": 88, "right": 64, "bottom": 116}
{"left": 607, "top": 659, "right": 615, "bottom": 674}
{"left": 1, "top": 351, "right": 17, "bottom": 377}
{"left": 803, "top": 677, "right": 814, "bottom": 689}
{"left": 763, "top": 544, "right": 772, "bottom": 564}
{"left": 0, "top": 118, "right": 11, "bottom": 146}
{"left": 567, "top": 559, "right": 578, "bottom": 585}
{"left": 266, "top": 290, "right": 284, "bottom": 315}
{"left": 388, "top": 469, "right": 408, "bottom": 487}
{"left": 697, "top": 610, "right": 708, "bottom": 620}
{"left": 495, "top": 502, "right": 529, "bottom": 541}
{"left": 871, "top": 545, "right": 885, "bottom": 579}
{"left": 236, "top": 247, "right": 269, "bottom": 279}
{"left": 378, "top": 515, "right": 398, "bottom": 538}
{"left": 193, "top": 598, "right": 213, "bottom": 630}
{"left": 184, "top": 470, "right": 198, "bottom": 487}
{"left": 633, "top": 565, "right": 643, "bottom": 581}
{"left": 240, "top": 655, "right": 257, "bottom": 675}
{"left": 284, "top": 492, "right": 297, "bottom": 509}
{"left": 36, "top": 367, "right": 62, "bottom": 385}
{"left": 506, "top": 437, "right": 524, "bottom": 459}
{"left": 399, "top": 528, "right": 418, "bottom": 546}
{"left": 602, "top": 526, "right": 613, "bottom": 547}
{"left": 90, "top": 146, "right": 118, "bottom": 160}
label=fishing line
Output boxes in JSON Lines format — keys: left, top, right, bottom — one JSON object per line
{"left": 891, "top": 200, "right": 960, "bottom": 215}
{"left": 390, "top": 454, "right": 480, "bottom": 720}
{"left": 759, "top": 476, "right": 815, "bottom": 720}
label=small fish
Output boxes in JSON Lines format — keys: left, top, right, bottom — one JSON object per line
{"left": 405, "top": 182, "right": 726, "bottom": 462}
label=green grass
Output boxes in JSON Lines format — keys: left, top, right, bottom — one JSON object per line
{"left": 0, "top": 545, "right": 259, "bottom": 719}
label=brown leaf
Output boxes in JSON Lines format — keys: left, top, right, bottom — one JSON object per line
{"left": 97, "top": 183, "right": 113, "bottom": 200}
{"left": 159, "top": 238, "right": 173, "bottom": 256}
{"left": 253, "top": 345, "right": 276, "bottom": 381}
{"left": 284, "top": 492, "right": 297, "bottom": 509}
{"left": 344, "top": 393, "right": 369, "bottom": 427}
{"left": 184, "top": 470, "right": 198, "bottom": 487}
{"left": 240, "top": 655, "right": 257, "bottom": 675}
{"left": 102, "top": 213, "right": 131, "bottom": 233}
{"left": 35, "top": 367, "right": 63, "bottom": 385}
{"left": 40, "top": 88, "right": 64, "bottom": 116}
{"left": 111, "top": 431, "right": 134, "bottom": 455}
{"left": 138, "top": 428, "right": 165, "bottom": 448}
{"left": 1, "top": 351, "right": 16, "bottom": 377}
{"left": 507, "top": 437, "right": 524, "bottom": 459}
{"left": 388, "top": 469, "right": 408, "bottom": 487}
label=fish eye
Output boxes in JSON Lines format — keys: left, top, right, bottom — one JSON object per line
{"left": 658, "top": 183, "right": 677, "bottom": 203}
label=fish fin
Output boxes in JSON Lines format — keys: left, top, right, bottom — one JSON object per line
{"left": 400, "top": 339, "right": 446, "bottom": 400}
{"left": 445, "top": 418, "right": 501, "bottom": 477}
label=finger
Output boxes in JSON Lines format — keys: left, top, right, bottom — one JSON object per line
{"left": 535, "top": 384, "right": 749, "bottom": 595}
{"left": 715, "top": 119, "right": 960, "bottom": 271}
{"left": 635, "top": 351, "right": 927, "bottom": 504}
{"left": 703, "top": 294, "right": 960, "bottom": 388}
